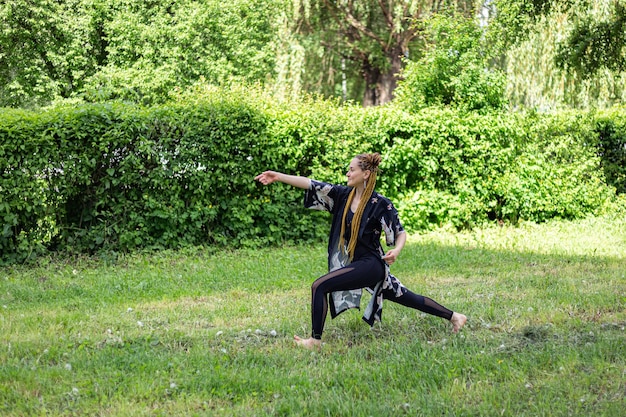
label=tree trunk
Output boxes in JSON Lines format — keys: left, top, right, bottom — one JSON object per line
{"left": 361, "top": 45, "right": 405, "bottom": 107}
{"left": 362, "top": 62, "right": 382, "bottom": 107}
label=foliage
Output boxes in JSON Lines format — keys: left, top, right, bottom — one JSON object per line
{"left": 0, "top": 0, "right": 283, "bottom": 108}
{"left": 0, "top": 92, "right": 322, "bottom": 262}
{"left": 500, "top": 0, "right": 626, "bottom": 110}
{"left": 2, "top": 0, "right": 625, "bottom": 110}
{"left": 374, "top": 108, "right": 617, "bottom": 229}
{"left": 395, "top": 14, "right": 507, "bottom": 113}
{"left": 289, "top": 0, "right": 478, "bottom": 106}
{"left": 81, "top": 0, "right": 282, "bottom": 105}
{"left": 488, "top": 0, "right": 560, "bottom": 49}
{"left": 0, "top": 0, "right": 99, "bottom": 107}
{"left": 1, "top": 89, "right": 623, "bottom": 263}
{"left": 555, "top": 0, "right": 626, "bottom": 78}
{"left": 594, "top": 106, "right": 626, "bottom": 195}
{"left": 492, "top": 111, "right": 614, "bottom": 222}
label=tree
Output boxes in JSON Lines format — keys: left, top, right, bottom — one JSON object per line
{"left": 0, "top": 0, "right": 99, "bottom": 107}
{"left": 0, "top": 0, "right": 283, "bottom": 107}
{"left": 394, "top": 13, "right": 506, "bottom": 112}
{"left": 290, "top": 0, "right": 477, "bottom": 106}
{"left": 555, "top": 1, "right": 626, "bottom": 78}
{"left": 498, "top": 0, "right": 626, "bottom": 110}
{"left": 82, "top": 0, "right": 282, "bottom": 104}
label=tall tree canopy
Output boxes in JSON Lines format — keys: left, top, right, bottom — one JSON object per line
{"left": 555, "top": 0, "right": 626, "bottom": 78}
{"left": 0, "top": 0, "right": 98, "bottom": 107}
{"left": 0, "top": 0, "right": 282, "bottom": 107}
{"left": 394, "top": 13, "right": 506, "bottom": 112}
{"left": 290, "top": 0, "right": 477, "bottom": 106}
{"left": 500, "top": 0, "right": 626, "bottom": 110}
{"left": 1, "top": 0, "right": 624, "bottom": 109}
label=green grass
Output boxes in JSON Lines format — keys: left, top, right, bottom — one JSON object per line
{"left": 1, "top": 216, "right": 625, "bottom": 416}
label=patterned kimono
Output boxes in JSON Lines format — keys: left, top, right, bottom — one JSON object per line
{"left": 304, "top": 180, "right": 407, "bottom": 325}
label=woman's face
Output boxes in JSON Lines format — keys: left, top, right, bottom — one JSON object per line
{"left": 346, "top": 157, "right": 370, "bottom": 188}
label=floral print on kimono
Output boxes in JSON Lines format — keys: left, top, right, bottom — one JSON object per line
{"left": 303, "top": 180, "right": 407, "bottom": 325}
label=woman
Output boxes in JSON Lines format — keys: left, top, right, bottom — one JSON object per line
{"left": 255, "top": 153, "right": 466, "bottom": 349}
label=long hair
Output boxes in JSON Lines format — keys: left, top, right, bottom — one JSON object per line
{"left": 338, "top": 153, "right": 381, "bottom": 262}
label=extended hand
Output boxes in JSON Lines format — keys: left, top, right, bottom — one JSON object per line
{"left": 254, "top": 171, "right": 280, "bottom": 185}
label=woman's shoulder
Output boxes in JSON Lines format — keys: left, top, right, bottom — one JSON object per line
{"left": 371, "top": 191, "right": 394, "bottom": 205}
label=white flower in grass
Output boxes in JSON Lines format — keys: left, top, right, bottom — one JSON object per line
{"left": 137, "top": 321, "right": 143, "bottom": 327}
{"left": 170, "top": 382, "right": 177, "bottom": 389}
{"left": 127, "top": 307, "right": 133, "bottom": 313}
{"left": 269, "top": 330, "right": 277, "bottom": 337}
{"left": 64, "top": 363, "right": 72, "bottom": 371}
{"left": 215, "top": 331, "right": 223, "bottom": 337}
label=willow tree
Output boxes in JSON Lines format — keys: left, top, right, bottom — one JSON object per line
{"left": 502, "top": 0, "right": 625, "bottom": 110}
{"left": 555, "top": 1, "right": 626, "bottom": 79}
{"left": 289, "top": 0, "right": 477, "bottom": 106}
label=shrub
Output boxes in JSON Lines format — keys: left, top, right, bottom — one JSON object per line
{"left": 0, "top": 88, "right": 622, "bottom": 263}
{"left": 595, "top": 107, "right": 626, "bottom": 195}
{"left": 493, "top": 111, "right": 616, "bottom": 223}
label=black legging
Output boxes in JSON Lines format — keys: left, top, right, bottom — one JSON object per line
{"left": 310, "top": 256, "right": 453, "bottom": 339}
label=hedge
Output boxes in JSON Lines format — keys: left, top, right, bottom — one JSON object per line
{"left": 0, "top": 91, "right": 623, "bottom": 263}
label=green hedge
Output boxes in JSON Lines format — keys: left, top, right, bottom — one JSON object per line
{"left": 595, "top": 107, "right": 626, "bottom": 195}
{"left": 0, "top": 91, "right": 623, "bottom": 263}
{"left": 355, "top": 108, "right": 622, "bottom": 230}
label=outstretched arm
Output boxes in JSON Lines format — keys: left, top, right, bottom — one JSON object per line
{"left": 254, "top": 171, "right": 311, "bottom": 189}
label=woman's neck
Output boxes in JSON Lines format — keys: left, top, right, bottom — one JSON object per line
{"left": 350, "top": 187, "right": 366, "bottom": 213}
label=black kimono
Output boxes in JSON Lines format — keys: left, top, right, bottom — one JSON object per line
{"left": 304, "top": 180, "right": 408, "bottom": 325}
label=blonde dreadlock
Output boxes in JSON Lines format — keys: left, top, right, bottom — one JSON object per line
{"left": 338, "top": 153, "right": 381, "bottom": 262}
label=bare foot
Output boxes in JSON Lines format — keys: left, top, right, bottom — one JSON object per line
{"left": 450, "top": 312, "right": 467, "bottom": 333}
{"left": 294, "top": 335, "right": 322, "bottom": 349}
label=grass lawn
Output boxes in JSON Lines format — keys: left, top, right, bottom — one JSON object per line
{"left": 1, "top": 216, "right": 625, "bottom": 416}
